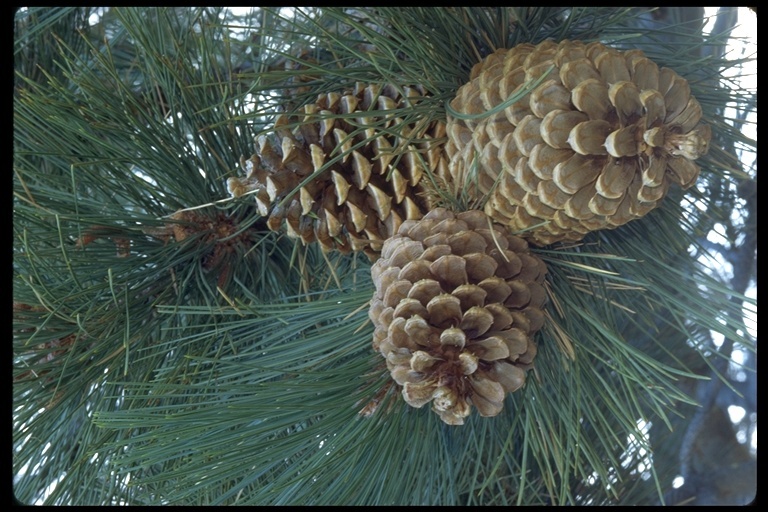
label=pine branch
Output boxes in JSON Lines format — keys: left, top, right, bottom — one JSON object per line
{"left": 14, "top": 7, "right": 755, "bottom": 506}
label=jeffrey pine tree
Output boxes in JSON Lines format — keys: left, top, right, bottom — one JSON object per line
{"left": 13, "top": 7, "right": 755, "bottom": 505}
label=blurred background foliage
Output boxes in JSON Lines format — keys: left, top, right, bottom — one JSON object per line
{"left": 13, "top": 7, "right": 755, "bottom": 505}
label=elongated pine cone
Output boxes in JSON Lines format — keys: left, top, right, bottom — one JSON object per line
{"left": 443, "top": 39, "right": 711, "bottom": 245}
{"left": 368, "top": 208, "right": 548, "bottom": 425}
{"left": 228, "top": 83, "right": 448, "bottom": 259}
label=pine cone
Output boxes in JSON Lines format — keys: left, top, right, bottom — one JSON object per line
{"left": 369, "top": 208, "right": 548, "bottom": 425}
{"left": 443, "top": 39, "right": 712, "bottom": 245}
{"left": 228, "top": 83, "right": 448, "bottom": 259}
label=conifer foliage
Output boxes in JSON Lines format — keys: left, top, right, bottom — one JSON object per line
{"left": 14, "top": 7, "right": 755, "bottom": 506}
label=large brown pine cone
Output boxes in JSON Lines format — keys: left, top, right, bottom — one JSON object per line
{"left": 228, "top": 83, "right": 448, "bottom": 259}
{"left": 369, "top": 208, "right": 548, "bottom": 425}
{"left": 443, "top": 39, "right": 711, "bottom": 245}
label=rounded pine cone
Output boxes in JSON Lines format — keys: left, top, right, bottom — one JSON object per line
{"left": 443, "top": 39, "right": 712, "bottom": 245}
{"left": 368, "top": 208, "right": 548, "bottom": 425}
{"left": 228, "top": 83, "right": 448, "bottom": 259}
